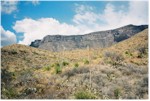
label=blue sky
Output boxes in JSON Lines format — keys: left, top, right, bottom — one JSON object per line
{"left": 1, "top": 0, "right": 148, "bottom": 46}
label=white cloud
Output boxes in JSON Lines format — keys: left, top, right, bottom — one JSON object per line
{"left": 31, "top": 0, "right": 40, "bottom": 6}
{"left": 1, "top": 1, "right": 18, "bottom": 14}
{"left": 13, "top": 1, "right": 148, "bottom": 45}
{"left": 73, "top": 12, "right": 99, "bottom": 25}
{"left": 13, "top": 18, "right": 80, "bottom": 45}
{"left": 73, "top": 4, "right": 99, "bottom": 25}
{"left": 1, "top": 26, "right": 17, "bottom": 47}
{"left": 127, "top": 1, "right": 148, "bottom": 24}
{"left": 73, "top": 1, "right": 148, "bottom": 30}
{"left": 1, "top": 0, "right": 40, "bottom": 14}
{"left": 75, "top": 4, "right": 94, "bottom": 14}
{"left": 73, "top": 4, "right": 102, "bottom": 33}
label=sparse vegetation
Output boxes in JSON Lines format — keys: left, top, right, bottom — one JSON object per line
{"left": 137, "top": 46, "right": 147, "bottom": 55}
{"left": 55, "top": 64, "right": 62, "bottom": 74}
{"left": 136, "top": 46, "right": 148, "bottom": 58}
{"left": 55, "top": 62, "right": 60, "bottom": 67}
{"left": 3, "top": 87, "right": 18, "bottom": 99}
{"left": 1, "top": 29, "right": 148, "bottom": 99}
{"left": 74, "top": 90, "right": 96, "bottom": 99}
{"left": 74, "top": 63, "right": 79, "bottom": 68}
{"left": 10, "top": 49, "right": 18, "bottom": 54}
{"left": 61, "top": 66, "right": 90, "bottom": 78}
{"left": 83, "top": 59, "right": 89, "bottom": 64}
{"left": 43, "top": 65, "right": 51, "bottom": 71}
{"left": 62, "top": 61, "right": 69, "bottom": 66}
{"left": 114, "top": 88, "right": 121, "bottom": 99}
{"left": 125, "top": 51, "right": 133, "bottom": 57}
{"left": 104, "top": 51, "right": 124, "bottom": 67}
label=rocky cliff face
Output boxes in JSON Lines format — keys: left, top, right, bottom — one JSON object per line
{"left": 30, "top": 24, "right": 148, "bottom": 51}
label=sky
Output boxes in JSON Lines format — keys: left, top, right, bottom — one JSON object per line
{"left": 1, "top": 0, "right": 149, "bottom": 47}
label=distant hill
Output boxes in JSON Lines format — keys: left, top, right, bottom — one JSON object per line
{"left": 102, "top": 28, "right": 148, "bottom": 65}
{"left": 30, "top": 24, "right": 148, "bottom": 51}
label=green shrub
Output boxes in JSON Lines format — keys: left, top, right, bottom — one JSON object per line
{"left": 55, "top": 66, "right": 62, "bottom": 74}
{"left": 74, "top": 63, "right": 79, "bottom": 68}
{"left": 3, "top": 88, "right": 18, "bottom": 98}
{"left": 84, "top": 59, "right": 89, "bottom": 64}
{"left": 55, "top": 64, "right": 62, "bottom": 74}
{"left": 51, "top": 64, "right": 55, "bottom": 67}
{"left": 55, "top": 62, "right": 60, "bottom": 67}
{"left": 33, "top": 51, "right": 38, "bottom": 55}
{"left": 114, "top": 88, "right": 121, "bottom": 99}
{"left": 75, "top": 91, "right": 96, "bottom": 99}
{"left": 62, "top": 61, "right": 69, "bottom": 66}
{"left": 10, "top": 49, "right": 18, "bottom": 54}
{"left": 125, "top": 51, "right": 133, "bottom": 56}
{"left": 43, "top": 66, "right": 51, "bottom": 71}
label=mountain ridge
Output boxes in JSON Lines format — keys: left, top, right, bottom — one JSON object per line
{"left": 30, "top": 24, "right": 148, "bottom": 51}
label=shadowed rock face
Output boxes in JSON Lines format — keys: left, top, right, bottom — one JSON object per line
{"left": 30, "top": 24, "right": 148, "bottom": 51}
{"left": 30, "top": 40, "right": 41, "bottom": 48}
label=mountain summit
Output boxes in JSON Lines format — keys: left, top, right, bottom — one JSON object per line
{"left": 30, "top": 24, "right": 148, "bottom": 51}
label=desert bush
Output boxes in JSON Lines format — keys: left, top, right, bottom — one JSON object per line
{"left": 62, "top": 61, "right": 69, "bottom": 66}
{"left": 114, "top": 88, "right": 121, "bottom": 99}
{"left": 55, "top": 62, "right": 60, "bottom": 67}
{"left": 137, "top": 46, "right": 147, "bottom": 55}
{"left": 9, "top": 49, "right": 18, "bottom": 55}
{"left": 1, "top": 69, "right": 13, "bottom": 83}
{"left": 84, "top": 59, "right": 89, "bottom": 64}
{"left": 55, "top": 64, "right": 62, "bottom": 74}
{"left": 43, "top": 65, "right": 51, "bottom": 71}
{"left": 136, "top": 46, "right": 148, "bottom": 58}
{"left": 74, "top": 67, "right": 89, "bottom": 74}
{"left": 1, "top": 69, "right": 18, "bottom": 99}
{"left": 125, "top": 51, "right": 133, "bottom": 57}
{"left": 103, "top": 51, "right": 124, "bottom": 67}
{"left": 62, "top": 67, "right": 89, "bottom": 78}
{"left": 51, "top": 64, "right": 55, "bottom": 67}
{"left": 17, "top": 69, "right": 39, "bottom": 87}
{"left": 135, "top": 75, "right": 148, "bottom": 98}
{"left": 74, "top": 63, "right": 79, "bottom": 68}
{"left": 74, "top": 90, "right": 96, "bottom": 99}
{"left": 33, "top": 51, "right": 39, "bottom": 55}
{"left": 118, "top": 64, "right": 144, "bottom": 76}
{"left": 24, "top": 87, "right": 37, "bottom": 95}
{"left": 2, "top": 87, "right": 18, "bottom": 99}
{"left": 92, "top": 74, "right": 108, "bottom": 87}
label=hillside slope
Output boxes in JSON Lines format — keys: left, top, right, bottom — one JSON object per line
{"left": 1, "top": 29, "right": 148, "bottom": 99}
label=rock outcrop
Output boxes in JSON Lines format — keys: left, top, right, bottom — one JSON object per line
{"left": 30, "top": 24, "right": 148, "bottom": 51}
